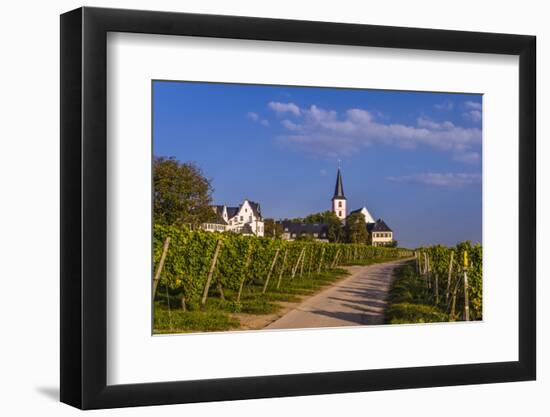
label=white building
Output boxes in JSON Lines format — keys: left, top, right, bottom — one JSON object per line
{"left": 331, "top": 169, "right": 395, "bottom": 246}
{"left": 349, "top": 207, "right": 376, "bottom": 224}
{"left": 367, "top": 219, "right": 394, "bottom": 246}
{"left": 202, "top": 199, "right": 265, "bottom": 237}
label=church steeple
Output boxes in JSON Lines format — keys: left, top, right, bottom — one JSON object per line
{"left": 331, "top": 168, "right": 347, "bottom": 221}
{"left": 333, "top": 168, "right": 346, "bottom": 200}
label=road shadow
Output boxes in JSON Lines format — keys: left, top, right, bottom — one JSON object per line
{"left": 308, "top": 308, "right": 381, "bottom": 325}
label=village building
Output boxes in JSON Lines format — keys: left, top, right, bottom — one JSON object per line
{"left": 367, "top": 219, "right": 394, "bottom": 246}
{"left": 280, "top": 168, "right": 395, "bottom": 245}
{"left": 202, "top": 199, "right": 265, "bottom": 237}
{"left": 280, "top": 221, "right": 329, "bottom": 242}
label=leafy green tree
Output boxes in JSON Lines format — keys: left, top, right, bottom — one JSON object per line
{"left": 264, "top": 218, "right": 284, "bottom": 238}
{"left": 345, "top": 212, "right": 368, "bottom": 244}
{"left": 153, "top": 156, "right": 216, "bottom": 227}
{"left": 304, "top": 211, "right": 344, "bottom": 243}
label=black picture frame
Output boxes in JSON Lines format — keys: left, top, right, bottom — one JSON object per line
{"left": 60, "top": 6, "right": 536, "bottom": 410}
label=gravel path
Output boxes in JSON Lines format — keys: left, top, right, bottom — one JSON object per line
{"left": 265, "top": 258, "right": 412, "bottom": 330}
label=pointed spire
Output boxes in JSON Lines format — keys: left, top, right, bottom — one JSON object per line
{"left": 333, "top": 168, "right": 346, "bottom": 199}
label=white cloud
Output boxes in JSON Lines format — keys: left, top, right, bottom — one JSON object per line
{"left": 453, "top": 151, "right": 481, "bottom": 164}
{"left": 465, "top": 101, "right": 482, "bottom": 110}
{"left": 387, "top": 172, "right": 481, "bottom": 188}
{"left": 281, "top": 119, "right": 299, "bottom": 130}
{"left": 463, "top": 110, "right": 482, "bottom": 123}
{"left": 275, "top": 104, "right": 481, "bottom": 161}
{"left": 247, "top": 111, "right": 269, "bottom": 126}
{"left": 435, "top": 100, "right": 454, "bottom": 111}
{"left": 268, "top": 101, "right": 301, "bottom": 116}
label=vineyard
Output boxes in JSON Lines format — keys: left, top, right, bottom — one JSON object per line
{"left": 386, "top": 242, "right": 483, "bottom": 324}
{"left": 153, "top": 224, "right": 413, "bottom": 332}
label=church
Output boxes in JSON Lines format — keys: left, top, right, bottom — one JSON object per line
{"left": 282, "top": 168, "right": 394, "bottom": 246}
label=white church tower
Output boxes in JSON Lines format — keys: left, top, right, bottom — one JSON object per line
{"left": 332, "top": 168, "right": 347, "bottom": 221}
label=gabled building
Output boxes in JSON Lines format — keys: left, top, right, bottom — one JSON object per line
{"left": 367, "top": 219, "right": 394, "bottom": 246}
{"left": 280, "top": 221, "right": 329, "bottom": 242}
{"left": 202, "top": 199, "right": 265, "bottom": 237}
{"left": 349, "top": 207, "right": 375, "bottom": 224}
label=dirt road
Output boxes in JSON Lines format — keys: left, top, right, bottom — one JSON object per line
{"left": 265, "top": 258, "right": 412, "bottom": 330}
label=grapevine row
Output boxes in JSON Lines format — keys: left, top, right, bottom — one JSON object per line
{"left": 414, "top": 242, "right": 482, "bottom": 320}
{"left": 153, "top": 224, "right": 413, "bottom": 309}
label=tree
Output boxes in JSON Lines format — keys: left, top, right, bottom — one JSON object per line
{"left": 345, "top": 212, "right": 368, "bottom": 244}
{"left": 264, "top": 219, "right": 284, "bottom": 238}
{"left": 304, "top": 211, "right": 344, "bottom": 243}
{"left": 153, "top": 156, "right": 216, "bottom": 227}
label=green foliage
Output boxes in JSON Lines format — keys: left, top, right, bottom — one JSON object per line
{"left": 153, "top": 156, "right": 216, "bottom": 227}
{"left": 263, "top": 218, "right": 284, "bottom": 238}
{"left": 154, "top": 224, "right": 413, "bottom": 310}
{"left": 386, "top": 241, "right": 483, "bottom": 324}
{"left": 154, "top": 307, "right": 240, "bottom": 333}
{"left": 288, "top": 211, "right": 345, "bottom": 243}
{"left": 387, "top": 303, "right": 449, "bottom": 324}
{"left": 345, "top": 212, "right": 369, "bottom": 244}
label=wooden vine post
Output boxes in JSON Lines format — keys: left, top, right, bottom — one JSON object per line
{"left": 434, "top": 269, "right": 439, "bottom": 304}
{"left": 299, "top": 247, "right": 306, "bottom": 277}
{"left": 317, "top": 247, "right": 325, "bottom": 274}
{"left": 450, "top": 279, "right": 459, "bottom": 321}
{"left": 331, "top": 248, "right": 341, "bottom": 269}
{"left": 445, "top": 251, "right": 454, "bottom": 303}
{"left": 262, "top": 248, "right": 280, "bottom": 294}
{"left": 424, "top": 252, "right": 429, "bottom": 275}
{"left": 276, "top": 249, "right": 288, "bottom": 289}
{"left": 200, "top": 239, "right": 223, "bottom": 310}
{"left": 463, "top": 250, "right": 470, "bottom": 321}
{"left": 291, "top": 247, "right": 305, "bottom": 280}
{"left": 237, "top": 244, "right": 253, "bottom": 302}
{"left": 152, "top": 236, "right": 171, "bottom": 298}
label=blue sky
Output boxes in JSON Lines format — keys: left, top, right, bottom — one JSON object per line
{"left": 153, "top": 81, "right": 482, "bottom": 248}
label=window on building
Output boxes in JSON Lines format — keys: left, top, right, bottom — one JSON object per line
{"left": 240, "top": 216, "right": 243, "bottom": 221}
{"left": 338, "top": 211, "right": 342, "bottom": 217}
{"left": 338, "top": 201, "right": 342, "bottom": 208}
{"left": 249, "top": 216, "right": 252, "bottom": 222}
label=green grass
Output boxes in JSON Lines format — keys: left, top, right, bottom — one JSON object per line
{"left": 154, "top": 257, "right": 406, "bottom": 333}
{"left": 385, "top": 262, "right": 450, "bottom": 324}
{"left": 154, "top": 308, "right": 240, "bottom": 333}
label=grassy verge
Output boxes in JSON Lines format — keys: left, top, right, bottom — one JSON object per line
{"left": 385, "top": 262, "right": 449, "bottom": 324}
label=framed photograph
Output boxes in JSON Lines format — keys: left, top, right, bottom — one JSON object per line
{"left": 60, "top": 6, "right": 536, "bottom": 409}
